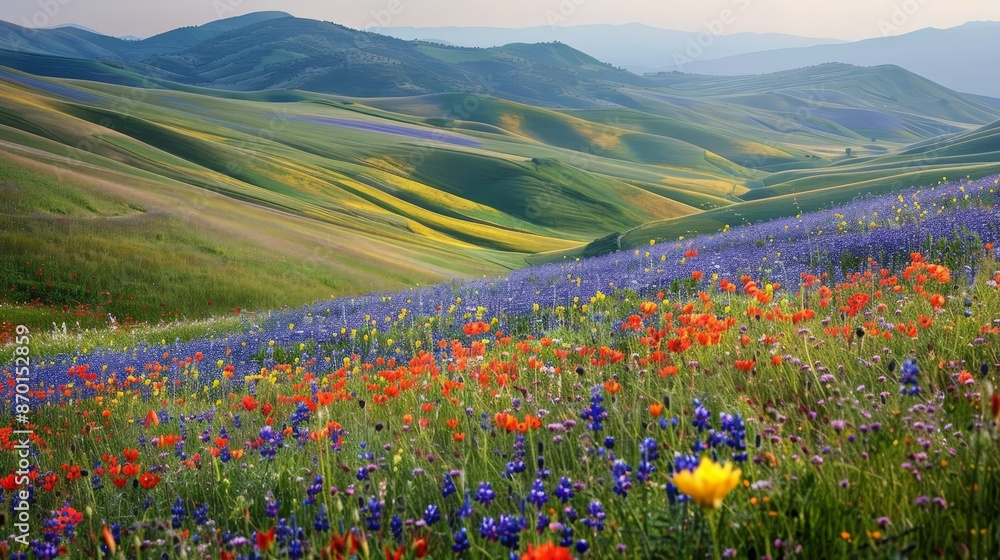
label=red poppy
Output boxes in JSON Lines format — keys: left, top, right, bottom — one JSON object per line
{"left": 0, "top": 474, "right": 19, "bottom": 491}
{"left": 413, "top": 535, "right": 430, "bottom": 558}
{"left": 138, "top": 472, "right": 160, "bottom": 489}
{"left": 123, "top": 448, "right": 140, "bottom": 463}
{"left": 64, "top": 465, "right": 82, "bottom": 481}
{"left": 42, "top": 472, "right": 59, "bottom": 491}
{"left": 325, "top": 532, "right": 358, "bottom": 560}
{"left": 242, "top": 396, "right": 259, "bottom": 411}
{"left": 256, "top": 527, "right": 275, "bottom": 551}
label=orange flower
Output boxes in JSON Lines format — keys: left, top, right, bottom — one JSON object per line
{"left": 639, "top": 301, "right": 658, "bottom": 315}
{"left": 929, "top": 294, "right": 946, "bottom": 308}
{"left": 734, "top": 360, "right": 756, "bottom": 372}
{"left": 649, "top": 403, "right": 664, "bottom": 417}
{"left": 144, "top": 409, "right": 159, "bottom": 428}
{"left": 522, "top": 541, "right": 574, "bottom": 560}
{"left": 102, "top": 524, "right": 117, "bottom": 553}
{"left": 138, "top": 472, "right": 160, "bottom": 489}
{"left": 604, "top": 380, "right": 622, "bottom": 394}
{"left": 691, "top": 270, "right": 703, "bottom": 280}
{"left": 123, "top": 448, "right": 140, "bottom": 463}
{"left": 659, "top": 365, "right": 678, "bottom": 377}
{"left": 453, "top": 432, "right": 466, "bottom": 442}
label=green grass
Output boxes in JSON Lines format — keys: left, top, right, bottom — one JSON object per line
{"left": 0, "top": 315, "right": 247, "bottom": 365}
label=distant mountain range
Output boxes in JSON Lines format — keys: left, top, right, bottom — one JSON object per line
{"left": 377, "top": 21, "right": 1000, "bottom": 98}
{"left": 4, "top": 13, "right": 999, "bottom": 99}
{"left": 374, "top": 24, "right": 846, "bottom": 74}
{"left": 679, "top": 21, "right": 1000, "bottom": 98}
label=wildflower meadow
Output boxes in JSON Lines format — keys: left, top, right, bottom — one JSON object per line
{"left": 3, "top": 175, "right": 1000, "bottom": 559}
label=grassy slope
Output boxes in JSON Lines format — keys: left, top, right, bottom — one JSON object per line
{"left": 0, "top": 66, "right": 743, "bottom": 328}
{"left": 0, "top": 146, "right": 491, "bottom": 328}
{"left": 4, "top": 59, "right": 1000, "bottom": 302}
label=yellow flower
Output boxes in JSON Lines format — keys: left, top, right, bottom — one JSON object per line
{"left": 671, "top": 456, "right": 742, "bottom": 509}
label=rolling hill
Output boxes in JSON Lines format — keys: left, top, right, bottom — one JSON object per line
{"left": 3, "top": 13, "right": 1000, "bottom": 322}
{"left": 0, "top": 15, "right": 649, "bottom": 108}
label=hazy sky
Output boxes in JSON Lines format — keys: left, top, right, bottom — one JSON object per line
{"left": 3, "top": 0, "right": 998, "bottom": 40}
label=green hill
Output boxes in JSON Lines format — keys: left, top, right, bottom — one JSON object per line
{"left": 3, "top": 16, "right": 1000, "bottom": 319}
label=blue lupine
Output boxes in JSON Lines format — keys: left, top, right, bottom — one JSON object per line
{"left": 497, "top": 514, "right": 526, "bottom": 549}
{"left": 390, "top": 514, "right": 403, "bottom": 542}
{"left": 581, "top": 387, "right": 608, "bottom": 432}
{"left": 583, "top": 500, "right": 607, "bottom": 531}
{"left": 424, "top": 503, "right": 441, "bottom": 525}
{"left": 693, "top": 399, "right": 711, "bottom": 432}
{"left": 194, "top": 503, "right": 209, "bottom": 525}
{"left": 314, "top": 505, "right": 330, "bottom": 531}
{"left": 171, "top": 496, "right": 186, "bottom": 528}
{"left": 452, "top": 527, "right": 471, "bottom": 554}
{"left": 720, "top": 412, "right": 748, "bottom": 462}
{"left": 528, "top": 477, "right": 548, "bottom": 508}
{"left": 901, "top": 358, "right": 921, "bottom": 395}
{"left": 265, "top": 498, "right": 280, "bottom": 518}
{"left": 555, "top": 476, "right": 574, "bottom": 503}
{"left": 442, "top": 472, "right": 457, "bottom": 497}
{"left": 303, "top": 476, "right": 323, "bottom": 506}
{"left": 476, "top": 481, "right": 496, "bottom": 507}
{"left": 560, "top": 524, "right": 574, "bottom": 547}
{"left": 611, "top": 459, "right": 632, "bottom": 497}
{"left": 366, "top": 495, "right": 383, "bottom": 531}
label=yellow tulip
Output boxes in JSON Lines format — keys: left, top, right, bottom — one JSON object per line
{"left": 671, "top": 456, "right": 742, "bottom": 509}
